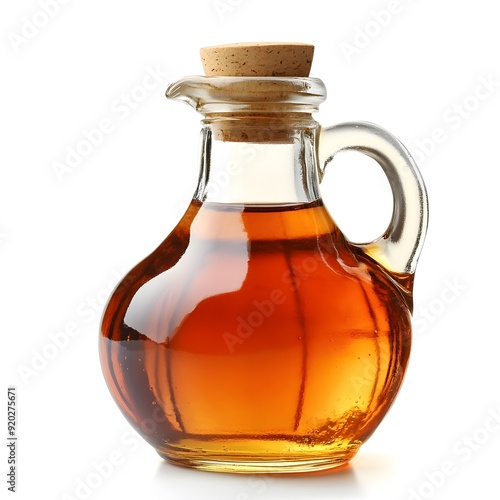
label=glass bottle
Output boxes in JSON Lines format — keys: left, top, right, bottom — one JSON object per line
{"left": 99, "top": 43, "right": 428, "bottom": 473}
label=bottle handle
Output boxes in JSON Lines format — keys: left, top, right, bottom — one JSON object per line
{"left": 317, "top": 122, "right": 429, "bottom": 275}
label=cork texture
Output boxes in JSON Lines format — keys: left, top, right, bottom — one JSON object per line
{"left": 200, "top": 42, "right": 314, "bottom": 77}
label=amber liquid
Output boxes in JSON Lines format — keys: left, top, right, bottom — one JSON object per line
{"left": 100, "top": 200, "right": 412, "bottom": 472}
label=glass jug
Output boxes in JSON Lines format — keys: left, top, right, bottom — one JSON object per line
{"left": 99, "top": 43, "right": 428, "bottom": 473}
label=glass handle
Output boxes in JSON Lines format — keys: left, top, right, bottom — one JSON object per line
{"left": 318, "top": 122, "right": 429, "bottom": 275}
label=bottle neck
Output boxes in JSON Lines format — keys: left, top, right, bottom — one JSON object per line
{"left": 194, "top": 122, "right": 321, "bottom": 205}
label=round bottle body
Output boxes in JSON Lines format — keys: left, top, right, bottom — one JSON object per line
{"left": 100, "top": 200, "right": 412, "bottom": 473}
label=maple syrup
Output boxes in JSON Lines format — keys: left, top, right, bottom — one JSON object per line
{"left": 100, "top": 199, "right": 412, "bottom": 472}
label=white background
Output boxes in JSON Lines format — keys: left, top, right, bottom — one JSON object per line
{"left": 2, "top": 1, "right": 499, "bottom": 499}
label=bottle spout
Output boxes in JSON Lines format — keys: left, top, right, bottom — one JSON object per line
{"left": 166, "top": 42, "right": 317, "bottom": 111}
{"left": 165, "top": 77, "right": 205, "bottom": 110}
{"left": 165, "top": 43, "right": 326, "bottom": 142}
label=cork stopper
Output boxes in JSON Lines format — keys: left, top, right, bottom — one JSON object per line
{"left": 196, "top": 43, "right": 316, "bottom": 142}
{"left": 200, "top": 42, "right": 314, "bottom": 77}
